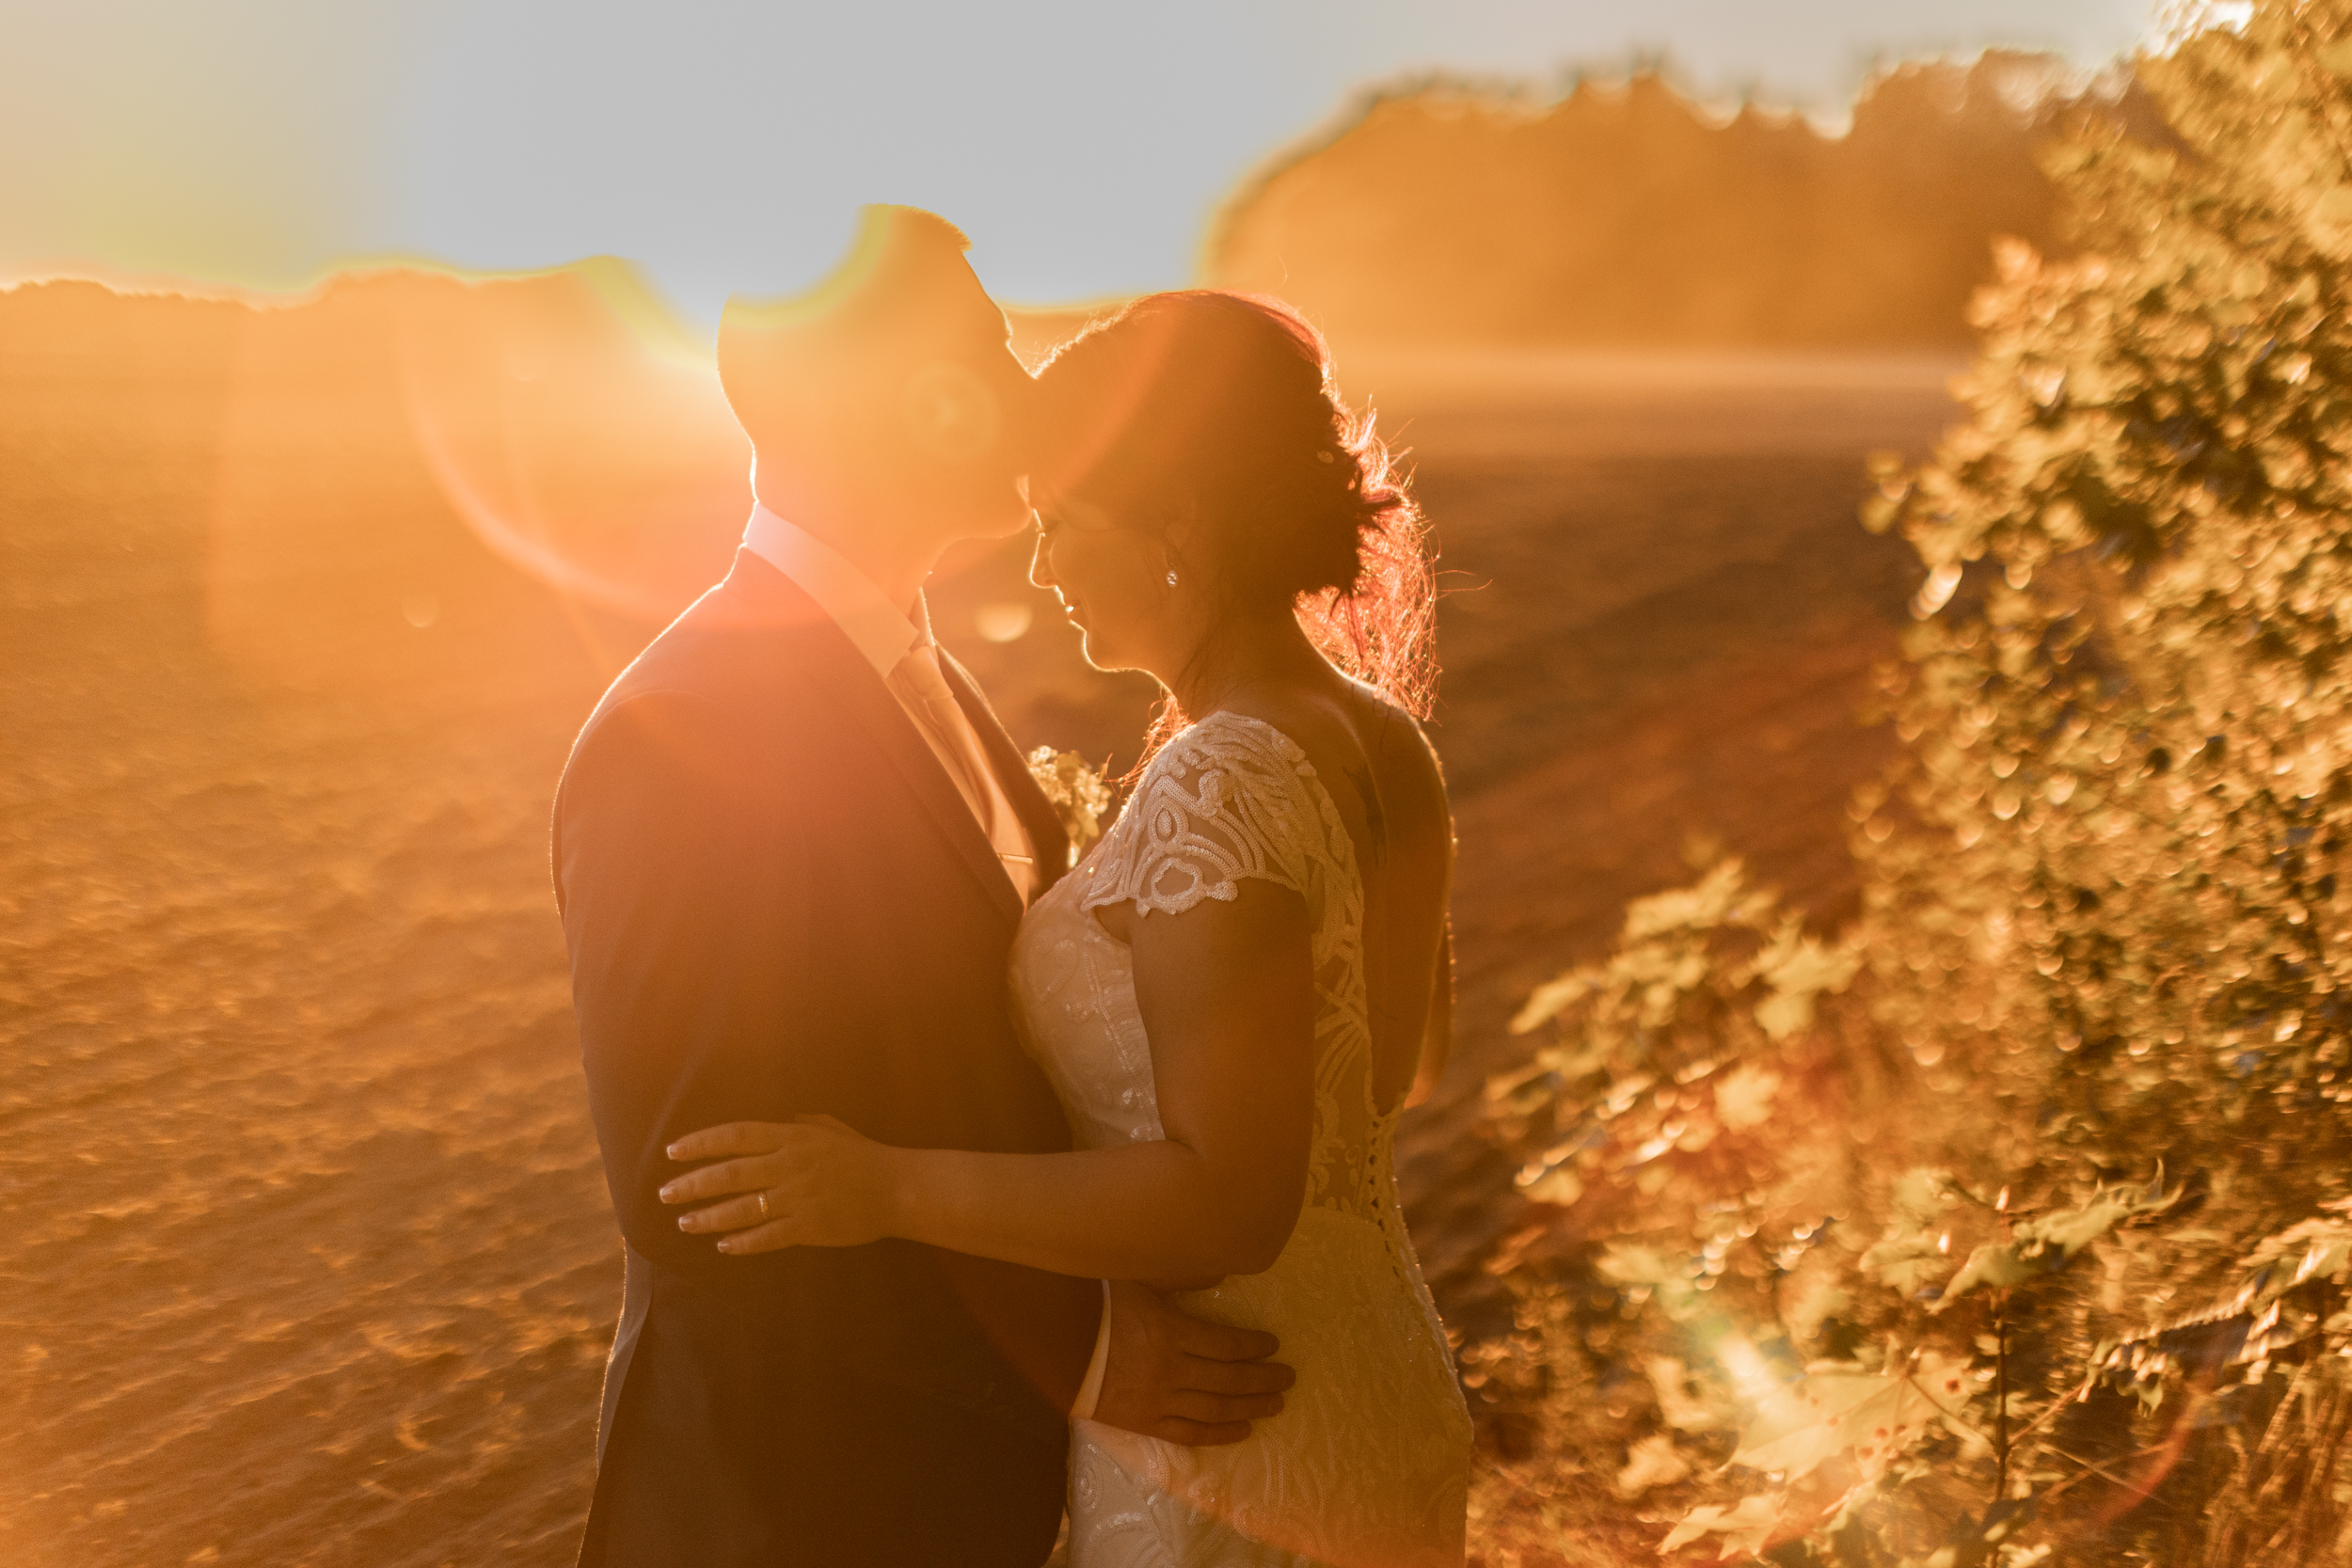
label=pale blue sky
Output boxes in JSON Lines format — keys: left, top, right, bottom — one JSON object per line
{"left": 0, "top": 0, "right": 2155, "bottom": 323}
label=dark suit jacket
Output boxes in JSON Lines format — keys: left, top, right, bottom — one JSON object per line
{"left": 554, "top": 547, "right": 1100, "bottom": 1567}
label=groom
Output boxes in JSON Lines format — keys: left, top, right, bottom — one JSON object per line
{"left": 554, "top": 205, "right": 1291, "bottom": 1568}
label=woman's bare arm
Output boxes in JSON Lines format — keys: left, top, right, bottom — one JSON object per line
{"left": 660, "top": 879, "right": 1318, "bottom": 1283}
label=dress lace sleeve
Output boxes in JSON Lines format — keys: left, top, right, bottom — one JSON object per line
{"left": 1079, "top": 714, "right": 1319, "bottom": 918}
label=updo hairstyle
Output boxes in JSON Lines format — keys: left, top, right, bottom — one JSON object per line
{"left": 1032, "top": 291, "right": 1437, "bottom": 738}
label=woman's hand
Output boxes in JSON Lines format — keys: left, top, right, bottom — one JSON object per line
{"left": 659, "top": 1115, "right": 898, "bottom": 1255}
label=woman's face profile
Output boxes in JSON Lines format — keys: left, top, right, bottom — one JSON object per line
{"left": 1028, "top": 492, "right": 1173, "bottom": 674}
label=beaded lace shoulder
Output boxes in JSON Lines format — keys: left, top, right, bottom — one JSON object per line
{"left": 1077, "top": 711, "right": 1322, "bottom": 918}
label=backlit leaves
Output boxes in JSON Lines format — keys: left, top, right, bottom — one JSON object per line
{"left": 1479, "top": 7, "right": 2352, "bottom": 1559}
{"left": 1729, "top": 1352, "right": 1974, "bottom": 1481}
{"left": 1659, "top": 1493, "right": 1788, "bottom": 1558}
{"left": 1937, "top": 1177, "right": 2185, "bottom": 1309}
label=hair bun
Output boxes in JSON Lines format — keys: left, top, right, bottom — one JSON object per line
{"left": 1035, "top": 290, "right": 1437, "bottom": 725}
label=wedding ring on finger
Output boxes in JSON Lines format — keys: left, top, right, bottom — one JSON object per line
{"left": 755, "top": 1190, "right": 771, "bottom": 1221}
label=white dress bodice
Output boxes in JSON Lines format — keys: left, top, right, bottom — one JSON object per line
{"left": 1010, "top": 712, "right": 1471, "bottom": 1568}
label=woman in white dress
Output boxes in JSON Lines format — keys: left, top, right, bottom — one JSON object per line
{"left": 667, "top": 291, "right": 1472, "bottom": 1566}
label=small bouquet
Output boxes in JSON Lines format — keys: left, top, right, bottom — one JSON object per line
{"left": 1025, "top": 747, "right": 1114, "bottom": 865}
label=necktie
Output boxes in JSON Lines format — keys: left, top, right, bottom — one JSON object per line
{"left": 889, "top": 641, "right": 1041, "bottom": 904}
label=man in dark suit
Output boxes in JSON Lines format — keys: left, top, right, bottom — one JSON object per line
{"left": 554, "top": 206, "right": 1291, "bottom": 1567}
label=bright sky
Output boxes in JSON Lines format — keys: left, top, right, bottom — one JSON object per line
{"left": 2, "top": 0, "right": 2155, "bottom": 325}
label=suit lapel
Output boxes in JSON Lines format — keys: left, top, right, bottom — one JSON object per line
{"left": 839, "top": 664, "right": 1027, "bottom": 927}
{"left": 938, "top": 649, "right": 1073, "bottom": 895}
{"left": 723, "top": 551, "right": 1025, "bottom": 927}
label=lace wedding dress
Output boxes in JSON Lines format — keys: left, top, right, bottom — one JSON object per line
{"left": 1010, "top": 712, "right": 1473, "bottom": 1568}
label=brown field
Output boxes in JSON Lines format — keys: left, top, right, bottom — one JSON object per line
{"left": 0, "top": 289, "right": 1958, "bottom": 1565}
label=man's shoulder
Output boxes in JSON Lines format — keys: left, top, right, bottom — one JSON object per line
{"left": 589, "top": 560, "right": 844, "bottom": 724}
{"left": 593, "top": 616, "right": 732, "bottom": 721}
{"left": 569, "top": 627, "right": 727, "bottom": 773}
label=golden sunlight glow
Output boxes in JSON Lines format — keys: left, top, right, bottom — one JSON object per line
{"left": 13, "top": 7, "right": 2343, "bottom": 1565}
{"left": 392, "top": 261, "right": 746, "bottom": 621}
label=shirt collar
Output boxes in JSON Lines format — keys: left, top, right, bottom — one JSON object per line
{"left": 741, "top": 502, "right": 928, "bottom": 677}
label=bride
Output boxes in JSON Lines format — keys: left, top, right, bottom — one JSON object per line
{"left": 663, "top": 290, "right": 1472, "bottom": 1566}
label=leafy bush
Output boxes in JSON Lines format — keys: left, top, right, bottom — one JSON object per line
{"left": 1472, "top": 4, "right": 2352, "bottom": 1561}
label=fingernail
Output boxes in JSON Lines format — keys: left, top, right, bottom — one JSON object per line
{"left": 659, "top": 1185, "right": 676, "bottom": 1201}
{"left": 717, "top": 1238, "right": 735, "bottom": 1253}
{"left": 676, "top": 1215, "right": 694, "bottom": 1231}
{"left": 665, "top": 1144, "right": 685, "bottom": 1159}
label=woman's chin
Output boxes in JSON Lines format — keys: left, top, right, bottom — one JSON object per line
{"left": 1074, "top": 628, "right": 1125, "bottom": 673}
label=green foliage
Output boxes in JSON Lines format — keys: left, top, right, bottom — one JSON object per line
{"left": 1490, "top": 854, "right": 1857, "bottom": 1209}
{"left": 1937, "top": 1174, "right": 2183, "bottom": 1308}
{"left": 1509, "top": 855, "right": 1862, "bottom": 1052}
{"left": 1472, "top": 5, "right": 2352, "bottom": 1561}
{"left": 1860, "top": 0, "right": 2352, "bottom": 1153}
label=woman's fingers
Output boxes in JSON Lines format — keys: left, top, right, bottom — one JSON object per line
{"left": 665, "top": 1121, "right": 793, "bottom": 1163}
{"left": 714, "top": 1218, "right": 799, "bottom": 1256}
{"left": 663, "top": 1117, "right": 882, "bottom": 1257}
{"left": 658, "top": 1153, "right": 779, "bottom": 1205}
{"left": 675, "top": 1193, "right": 767, "bottom": 1234}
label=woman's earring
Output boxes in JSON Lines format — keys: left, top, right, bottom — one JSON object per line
{"left": 1164, "top": 569, "right": 1179, "bottom": 588}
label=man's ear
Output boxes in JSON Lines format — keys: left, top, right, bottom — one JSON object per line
{"left": 900, "top": 359, "right": 1005, "bottom": 465}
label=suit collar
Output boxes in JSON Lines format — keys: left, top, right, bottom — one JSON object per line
{"left": 739, "top": 503, "right": 927, "bottom": 678}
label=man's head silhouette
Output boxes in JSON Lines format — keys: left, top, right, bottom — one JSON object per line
{"left": 719, "top": 206, "right": 1035, "bottom": 555}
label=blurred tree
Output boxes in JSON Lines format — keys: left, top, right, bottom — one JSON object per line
{"left": 1474, "top": 3, "right": 2352, "bottom": 1561}
{"left": 1861, "top": 0, "right": 2352, "bottom": 1178}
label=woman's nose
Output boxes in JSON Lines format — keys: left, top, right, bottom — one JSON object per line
{"left": 1027, "top": 530, "right": 1056, "bottom": 590}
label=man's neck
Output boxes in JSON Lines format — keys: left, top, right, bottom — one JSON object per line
{"left": 760, "top": 492, "right": 946, "bottom": 619}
